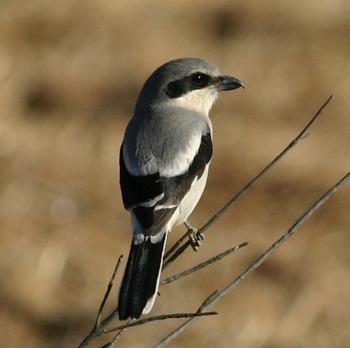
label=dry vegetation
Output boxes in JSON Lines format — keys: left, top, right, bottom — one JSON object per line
{"left": 0, "top": 1, "right": 349, "bottom": 347}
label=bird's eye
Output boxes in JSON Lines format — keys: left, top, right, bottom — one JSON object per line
{"left": 190, "top": 72, "right": 210, "bottom": 88}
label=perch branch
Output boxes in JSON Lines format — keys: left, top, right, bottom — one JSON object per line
{"left": 155, "top": 170, "right": 350, "bottom": 348}
{"left": 161, "top": 241, "right": 248, "bottom": 285}
{"left": 103, "top": 311, "right": 217, "bottom": 334}
{"left": 163, "top": 95, "right": 333, "bottom": 268}
{"left": 99, "top": 320, "right": 130, "bottom": 348}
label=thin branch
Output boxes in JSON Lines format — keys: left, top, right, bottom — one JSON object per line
{"left": 163, "top": 95, "right": 333, "bottom": 268}
{"left": 96, "top": 256, "right": 123, "bottom": 327}
{"left": 77, "top": 256, "right": 123, "bottom": 348}
{"left": 110, "top": 327, "right": 126, "bottom": 345}
{"left": 103, "top": 311, "right": 217, "bottom": 334}
{"left": 164, "top": 230, "right": 190, "bottom": 260}
{"left": 78, "top": 242, "right": 246, "bottom": 347}
{"left": 99, "top": 336, "right": 119, "bottom": 348}
{"left": 99, "top": 324, "right": 128, "bottom": 348}
{"left": 105, "top": 242, "right": 248, "bottom": 344}
{"left": 161, "top": 241, "right": 248, "bottom": 285}
{"left": 155, "top": 170, "right": 350, "bottom": 348}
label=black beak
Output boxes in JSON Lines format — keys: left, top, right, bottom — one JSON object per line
{"left": 215, "top": 75, "right": 245, "bottom": 91}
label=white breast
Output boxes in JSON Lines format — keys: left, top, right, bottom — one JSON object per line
{"left": 167, "top": 165, "right": 210, "bottom": 229}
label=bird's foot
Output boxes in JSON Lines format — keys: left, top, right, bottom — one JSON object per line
{"left": 184, "top": 221, "right": 205, "bottom": 251}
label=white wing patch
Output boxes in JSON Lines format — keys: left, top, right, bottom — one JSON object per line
{"left": 138, "top": 193, "right": 165, "bottom": 208}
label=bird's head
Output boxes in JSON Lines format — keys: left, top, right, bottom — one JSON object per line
{"left": 135, "top": 58, "right": 244, "bottom": 116}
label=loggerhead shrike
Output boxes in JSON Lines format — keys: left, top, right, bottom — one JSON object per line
{"left": 118, "top": 58, "right": 244, "bottom": 320}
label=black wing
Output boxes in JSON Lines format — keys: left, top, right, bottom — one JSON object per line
{"left": 119, "top": 132, "right": 212, "bottom": 236}
{"left": 119, "top": 147, "right": 163, "bottom": 209}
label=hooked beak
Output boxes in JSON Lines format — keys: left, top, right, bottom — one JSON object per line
{"left": 215, "top": 75, "right": 245, "bottom": 91}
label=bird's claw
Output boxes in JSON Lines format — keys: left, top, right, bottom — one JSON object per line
{"left": 185, "top": 221, "right": 205, "bottom": 251}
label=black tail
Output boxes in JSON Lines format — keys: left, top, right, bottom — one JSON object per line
{"left": 118, "top": 234, "right": 166, "bottom": 320}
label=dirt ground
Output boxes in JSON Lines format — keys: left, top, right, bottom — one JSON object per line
{"left": 0, "top": 1, "right": 349, "bottom": 347}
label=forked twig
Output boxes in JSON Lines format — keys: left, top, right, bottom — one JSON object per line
{"left": 155, "top": 171, "right": 350, "bottom": 348}
{"left": 103, "top": 311, "right": 217, "bottom": 334}
{"left": 94, "top": 312, "right": 216, "bottom": 347}
{"left": 163, "top": 95, "right": 333, "bottom": 268}
{"left": 77, "top": 255, "right": 217, "bottom": 347}
{"left": 161, "top": 241, "right": 248, "bottom": 285}
{"left": 99, "top": 320, "right": 130, "bottom": 348}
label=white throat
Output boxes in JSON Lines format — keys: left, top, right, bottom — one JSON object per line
{"left": 167, "top": 88, "right": 218, "bottom": 115}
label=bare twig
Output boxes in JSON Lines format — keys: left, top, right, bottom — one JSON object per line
{"left": 155, "top": 170, "right": 350, "bottom": 348}
{"left": 111, "top": 325, "right": 127, "bottom": 343}
{"left": 99, "top": 335, "right": 119, "bottom": 348}
{"left": 92, "top": 242, "right": 247, "bottom": 345}
{"left": 161, "top": 241, "right": 248, "bottom": 285}
{"left": 164, "top": 231, "right": 190, "bottom": 260}
{"left": 103, "top": 311, "right": 217, "bottom": 334}
{"left": 99, "top": 322, "right": 129, "bottom": 348}
{"left": 79, "top": 294, "right": 216, "bottom": 347}
{"left": 163, "top": 95, "right": 333, "bottom": 268}
{"left": 77, "top": 256, "right": 123, "bottom": 348}
{"left": 96, "top": 256, "right": 123, "bottom": 327}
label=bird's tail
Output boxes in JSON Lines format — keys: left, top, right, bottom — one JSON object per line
{"left": 118, "top": 233, "right": 167, "bottom": 320}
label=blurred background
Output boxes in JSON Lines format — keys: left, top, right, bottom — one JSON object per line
{"left": 0, "top": 0, "right": 349, "bottom": 347}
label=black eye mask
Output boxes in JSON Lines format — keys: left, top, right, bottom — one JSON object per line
{"left": 165, "top": 72, "right": 215, "bottom": 98}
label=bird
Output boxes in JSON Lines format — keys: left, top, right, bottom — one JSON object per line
{"left": 118, "top": 57, "right": 244, "bottom": 320}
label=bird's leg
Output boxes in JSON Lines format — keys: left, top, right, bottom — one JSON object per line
{"left": 184, "top": 220, "right": 205, "bottom": 251}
